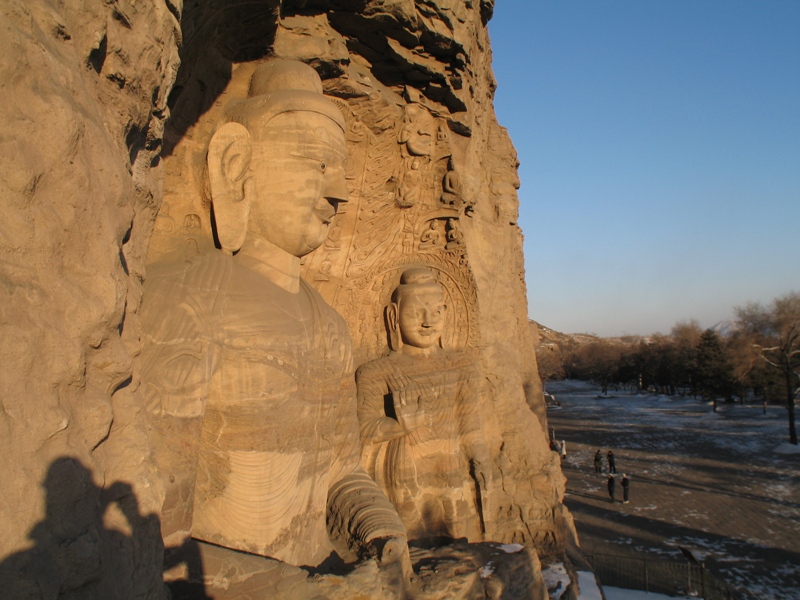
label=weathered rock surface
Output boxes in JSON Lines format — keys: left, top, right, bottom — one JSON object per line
{"left": 164, "top": 539, "right": 547, "bottom": 600}
{"left": 1, "top": 0, "right": 575, "bottom": 597}
{"left": 0, "top": 0, "right": 179, "bottom": 596}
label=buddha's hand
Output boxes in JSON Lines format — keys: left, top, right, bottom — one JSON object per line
{"left": 368, "top": 535, "right": 408, "bottom": 566}
{"left": 387, "top": 369, "right": 427, "bottom": 432}
{"left": 366, "top": 535, "right": 413, "bottom": 582}
{"left": 392, "top": 385, "right": 427, "bottom": 432}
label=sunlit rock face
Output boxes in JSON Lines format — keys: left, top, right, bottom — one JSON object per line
{"left": 0, "top": 0, "right": 180, "bottom": 596}
{"left": 1, "top": 0, "right": 572, "bottom": 597}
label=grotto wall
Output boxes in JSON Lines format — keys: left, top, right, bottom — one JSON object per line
{"left": 0, "top": 0, "right": 180, "bottom": 596}
{"left": 0, "top": 0, "right": 573, "bottom": 596}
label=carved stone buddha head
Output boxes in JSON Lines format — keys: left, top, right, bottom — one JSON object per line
{"left": 206, "top": 59, "right": 348, "bottom": 258}
{"left": 388, "top": 266, "right": 447, "bottom": 353}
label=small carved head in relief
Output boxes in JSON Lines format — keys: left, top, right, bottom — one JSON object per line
{"left": 206, "top": 59, "right": 348, "bottom": 257}
{"left": 387, "top": 266, "right": 447, "bottom": 353}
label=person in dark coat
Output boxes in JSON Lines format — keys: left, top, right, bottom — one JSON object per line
{"left": 621, "top": 474, "right": 630, "bottom": 504}
{"left": 607, "top": 475, "right": 616, "bottom": 502}
{"left": 594, "top": 450, "right": 603, "bottom": 473}
{"left": 607, "top": 450, "right": 616, "bottom": 474}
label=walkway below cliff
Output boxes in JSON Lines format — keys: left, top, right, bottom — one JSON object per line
{"left": 545, "top": 380, "right": 800, "bottom": 600}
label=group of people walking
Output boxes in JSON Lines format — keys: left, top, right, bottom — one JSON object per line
{"left": 549, "top": 436, "right": 632, "bottom": 503}
{"left": 594, "top": 449, "right": 617, "bottom": 473}
{"left": 594, "top": 449, "right": 630, "bottom": 503}
{"left": 607, "top": 472, "right": 630, "bottom": 504}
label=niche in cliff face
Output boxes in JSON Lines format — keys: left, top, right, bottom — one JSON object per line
{"left": 150, "top": 0, "right": 570, "bottom": 563}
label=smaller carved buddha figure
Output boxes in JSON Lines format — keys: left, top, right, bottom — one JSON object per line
{"left": 324, "top": 221, "right": 342, "bottom": 249}
{"left": 397, "top": 104, "right": 432, "bottom": 157}
{"left": 440, "top": 158, "right": 463, "bottom": 208}
{"left": 419, "top": 220, "right": 442, "bottom": 249}
{"left": 395, "top": 158, "right": 422, "bottom": 208}
{"left": 445, "top": 218, "right": 464, "bottom": 250}
{"left": 436, "top": 122, "right": 448, "bottom": 142}
{"left": 154, "top": 201, "right": 175, "bottom": 233}
{"left": 356, "top": 267, "right": 492, "bottom": 542}
{"left": 181, "top": 214, "right": 202, "bottom": 259}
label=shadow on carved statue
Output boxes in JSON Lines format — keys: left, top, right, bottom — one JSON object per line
{"left": 162, "top": 0, "right": 281, "bottom": 157}
{"left": 163, "top": 538, "right": 212, "bottom": 600}
{"left": 356, "top": 266, "right": 493, "bottom": 545}
{"left": 141, "top": 59, "right": 412, "bottom": 597}
{"left": 0, "top": 457, "right": 178, "bottom": 599}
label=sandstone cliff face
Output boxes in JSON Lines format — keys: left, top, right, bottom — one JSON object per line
{"left": 1, "top": 0, "right": 571, "bottom": 595}
{"left": 0, "top": 0, "right": 180, "bottom": 596}
{"left": 275, "top": 0, "right": 569, "bottom": 553}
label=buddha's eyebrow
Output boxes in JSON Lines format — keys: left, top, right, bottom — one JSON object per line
{"left": 288, "top": 152, "right": 325, "bottom": 161}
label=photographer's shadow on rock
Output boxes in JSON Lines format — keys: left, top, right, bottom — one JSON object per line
{"left": 0, "top": 456, "right": 205, "bottom": 599}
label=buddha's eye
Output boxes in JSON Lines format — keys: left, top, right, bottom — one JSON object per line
{"left": 320, "top": 162, "right": 327, "bottom": 173}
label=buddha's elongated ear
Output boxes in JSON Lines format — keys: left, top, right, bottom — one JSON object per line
{"left": 386, "top": 303, "right": 403, "bottom": 351}
{"left": 208, "top": 122, "right": 252, "bottom": 254}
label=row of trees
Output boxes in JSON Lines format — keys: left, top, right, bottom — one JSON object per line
{"left": 536, "top": 292, "right": 800, "bottom": 444}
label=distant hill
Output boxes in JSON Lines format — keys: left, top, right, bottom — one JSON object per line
{"left": 531, "top": 320, "right": 642, "bottom": 349}
{"left": 710, "top": 320, "right": 738, "bottom": 336}
{"left": 532, "top": 319, "right": 735, "bottom": 349}
{"left": 531, "top": 321, "right": 599, "bottom": 349}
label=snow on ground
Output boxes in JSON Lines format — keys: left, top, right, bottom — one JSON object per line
{"left": 549, "top": 379, "right": 797, "bottom": 465}
{"left": 775, "top": 442, "right": 800, "bottom": 455}
{"left": 479, "top": 561, "right": 495, "bottom": 579}
{"left": 603, "top": 587, "right": 694, "bottom": 600}
{"left": 496, "top": 543, "right": 525, "bottom": 553}
{"left": 541, "top": 562, "right": 570, "bottom": 599}
{"left": 576, "top": 571, "right": 603, "bottom": 600}
{"left": 547, "top": 380, "right": 800, "bottom": 600}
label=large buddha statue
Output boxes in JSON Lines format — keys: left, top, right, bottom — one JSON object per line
{"left": 140, "top": 60, "right": 407, "bottom": 570}
{"left": 356, "top": 267, "right": 492, "bottom": 542}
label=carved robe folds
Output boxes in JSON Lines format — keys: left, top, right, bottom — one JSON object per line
{"left": 356, "top": 348, "right": 488, "bottom": 542}
{"left": 142, "top": 252, "right": 403, "bottom": 566}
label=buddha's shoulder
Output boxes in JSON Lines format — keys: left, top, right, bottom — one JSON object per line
{"left": 355, "top": 353, "right": 394, "bottom": 380}
{"left": 299, "top": 279, "right": 348, "bottom": 324}
{"left": 145, "top": 251, "right": 233, "bottom": 294}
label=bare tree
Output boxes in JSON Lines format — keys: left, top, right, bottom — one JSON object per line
{"left": 579, "top": 340, "right": 623, "bottom": 395}
{"left": 735, "top": 292, "right": 800, "bottom": 445}
{"left": 535, "top": 343, "right": 564, "bottom": 384}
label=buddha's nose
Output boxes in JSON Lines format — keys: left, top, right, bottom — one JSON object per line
{"left": 323, "top": 163, "right": 349, "bottom": 204}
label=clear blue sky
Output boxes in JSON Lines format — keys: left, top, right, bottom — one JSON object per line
{"left": 489, "top": 1, "right": 800, "bottom": 337}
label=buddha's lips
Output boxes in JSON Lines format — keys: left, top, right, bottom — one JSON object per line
{"left": 314, "top": 206, "right": 335, "bottom": 224}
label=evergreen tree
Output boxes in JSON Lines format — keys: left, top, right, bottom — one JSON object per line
{"left": 694, "top": 329, "right": 734, "bottom": 410}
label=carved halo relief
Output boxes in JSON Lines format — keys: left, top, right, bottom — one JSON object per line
{"left": 345, "top": 256, "right": 479, "bottom": 363}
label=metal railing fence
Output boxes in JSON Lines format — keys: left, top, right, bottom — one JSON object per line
{"left": 589, "top": 550, "right": 763, "bottom": 600}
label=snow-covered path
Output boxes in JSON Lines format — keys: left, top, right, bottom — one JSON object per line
{"left": 546, "top": 380, "right": 800, "bottom": 600}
